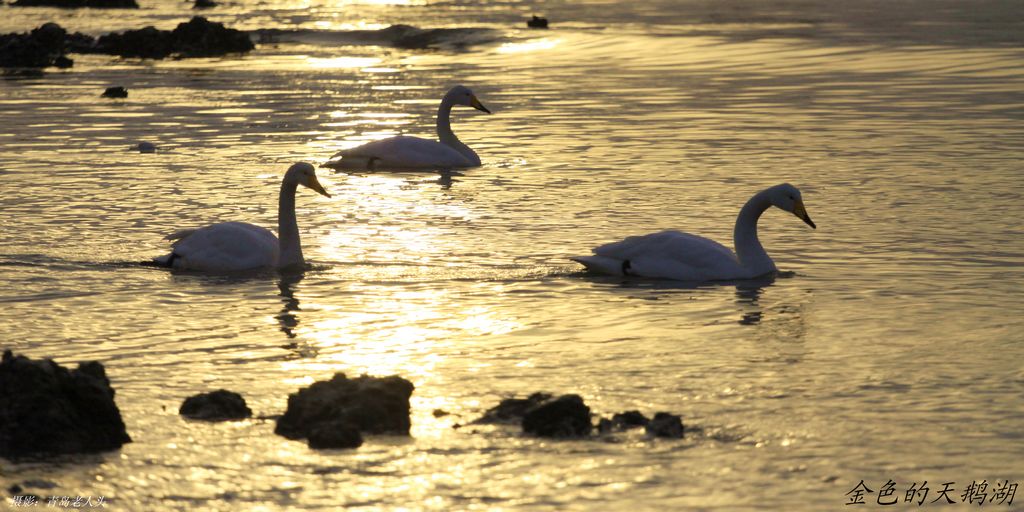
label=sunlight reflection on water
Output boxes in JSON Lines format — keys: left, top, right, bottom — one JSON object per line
{"left": 1, "top": 0, "right": 1023, "bottom": 509}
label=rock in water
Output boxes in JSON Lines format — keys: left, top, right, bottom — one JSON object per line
{"left": 527, "top": 16, "right": 549, "bottom": 29}
{"left": 522, "top": 394, "right": 592, "bottom": 438}
{"left": 474, "top": 392, "right": 551, "bottom": 424}
{"left": 645, "top": 412, "right": 684, "bottom": 438}
{"left": 0, "top": 350, "right": 131, "bottom": 457}
{"left": 95, "top": 16, "right": 253, "bottom": 59}
{"left": 612, "top": 410, "right": 649, "bottom": 428}
{"left": 170, "top": 16, "right": 253, "bottom": 57}
{"left": 102, "top": 86, "right": 128, "bottom": 98}
{"left": 193, "top": 0, "right": 216, "bottom": 8}
{"left": 0, "top": 23, "right": 70, "bottom": 68}
{"left": 275, "top": 373, "right": 414, "bottom": 447}
{"left": 179, "top": 390, "right": 252, "bottom": 421}
{"left": 598, "top": 410, "right": 650, "bottom": 434}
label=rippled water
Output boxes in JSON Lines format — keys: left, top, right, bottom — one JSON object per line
{"left": 2, "top": 0, "right": 1023, "bottom": 509}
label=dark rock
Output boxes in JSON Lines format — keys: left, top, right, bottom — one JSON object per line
{"left": 307, "top": 421, "right": 363, "bottom": 449}
{"left": 193, "top": 0, "right": 216, "bottom": 8}
{"left": 12, "top": 0, "right": 138, "bottom": 7}
{"left": 0, "top": 23, "right": 72, "bottom": 68}
{"left": 597, "top": 417, "right": 613, "bottom": 434}
{"left": 65, "top": 31, "right": 97, "bottom": 54}
{"left": 102, "top": 86, "right": 128, "bottom": 98}
{"left": 96, "top": 26, "right": 174, "bottom": 59}
{"left": 8, "top": 484, "right": 22, "bottom": 494}
{"left": 275, "top": 373, "right": 414, "bottom": 444}
{"left": 179, "top": 389, "right": 252, "bottom": 421}
{"left": 95, "top": 16, "right": 253, "bottom": 59}
{"left": 474, "top": 392, "right": 551, "bottom": 424}
{"left": 0, "top": 350, "right": 131, "bottom": 457}
{"left": 612, "top": 410, "right": 649, "bottom": 428}
{"left": 645, "top": 412, "right": 684, "bottom": 438}
{"left": 432, "top": 409, "right": 449, "bottom": 417}
{"left": 522, "top": 394, "right": 592, "bottom": 438}
{"left": 170, "top": 16, "right": 253, "bottom": 57}
{"left": 53, "top": 55, "right": 73, "bottom": 68}
{"left": 527, "top": 16, "right": 549, "bottom": 29}
{"left": 136, "top": 141, "right": 156, "bottom": 153}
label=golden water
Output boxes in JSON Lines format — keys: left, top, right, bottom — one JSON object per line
{"left": 1, "top": 0, "right": 1023, "bottom": 509}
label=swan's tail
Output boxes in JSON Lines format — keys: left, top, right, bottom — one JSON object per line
{"left": 570, "top": 256, "right": 628, "bottom": 276}
{"left": 145, "top": 252, "right": 179, "bottom": 268}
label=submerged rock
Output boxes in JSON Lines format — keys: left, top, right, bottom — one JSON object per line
{"left": 522, "top": 394, "right": 593, "bottom": 438}
{"left": 193, "top": 0, "right": 216, "bottom": 8}
{"left": 275, "top": 373, "right": 414, "bottom": 448}
{"left": 474, "top": 392, "right": 551, "bottom": 424}
{"left": 95, "top": 16, "right": 253, "bottom": 59}
{"left": 102, "top": 86, "right": 128, "bottom": 98}
{"left": 136, "top": 141, "right": 156, "bottom": 153}
{"left": 598, "top": 410, "right": 650, "bottom": 434}
{"left": 613, "top": 410, "right": 650, "bottom": 428}
{"left": 11, "top": 0, "right": 138, "bottom": 8}
{"left": 0, "top": 350, "right": 131, "bottom": 457}
{"left": 645, "top": 412, "right": 684, "bottom": 438}
{"left": 527, "top": 16, "right": 549, "bottom": 29}
{"left": 475, "top": 392, "right": 592, "bottom": 437}
{"left": 179, "top": 390, "right": 252, "bottom": 421}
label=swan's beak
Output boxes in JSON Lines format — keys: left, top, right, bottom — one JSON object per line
{"left": 470, "top": 95, "right": 491, "bottom": 114}
{"left": 793, "top": 200, "right": 816, "bottom": 229}
{"left": 307, "top": 176, "right": 331, "bottom": 198}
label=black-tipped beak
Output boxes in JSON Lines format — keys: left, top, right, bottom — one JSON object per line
{"left": 470, "top": 96, "right": 491, "bottom": 114}
{"left": 794, "top": 200, "right": 816, "bottom": 229}
{"left": 308, "top": 177, "right": 331, "bottom": 198}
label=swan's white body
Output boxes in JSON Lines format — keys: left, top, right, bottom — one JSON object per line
{"left": 324, "top": 85, "right": 491, "bottom": 170}
{"left": 572, "top": 183, "right": 816, "bottom": 281}
{"left": 153, "top": 162, "right": 330, "bottom": 272}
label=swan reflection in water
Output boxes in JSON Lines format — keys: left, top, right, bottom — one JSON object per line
{"left": 276, "top": 273, "right": 318, "bottom": 358}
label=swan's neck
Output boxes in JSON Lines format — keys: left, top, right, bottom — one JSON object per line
{"left": 278, "top": 180, "right": 303, "bottom": 269}
{"left": 436, "top": 97, "right": 480, "bottom": 165}
{"left": 733, "top": 191, "right": 776, "bottom": 276}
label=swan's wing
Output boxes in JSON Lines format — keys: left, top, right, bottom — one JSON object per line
{"left": 168, "top": 221, "right": 279, "bottom": 271}
{"left": 325, "top": 136, "right": 473, "bottom": 169}
{"left": 578, "top": 230, "right": 740, "bottom": 280}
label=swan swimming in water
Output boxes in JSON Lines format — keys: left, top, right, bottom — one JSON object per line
{"left": 571, "top": 183, "right": 816, "bottom": 281}
{"left": 153, "top": 162, "right": 331, "bottom": 272}
{"left": 322, "top": 85, "right": 491, "bottom": 171}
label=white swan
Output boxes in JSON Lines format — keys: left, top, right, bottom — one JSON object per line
{"left": 322, "top": 85, "right": 491, "bottom": 170}
{"left": 153, "top": 162, "right": 331, "bottom": 272}
{"left": 571, "top": 183, "right": 816, "bottom": 281}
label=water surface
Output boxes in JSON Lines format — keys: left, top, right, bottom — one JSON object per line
{"left": 1, "top": 0, "right": 1023, "bottom": 509}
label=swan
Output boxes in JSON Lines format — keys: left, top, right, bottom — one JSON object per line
{"left": 152, "top": 162, "right": 331, "bottom": 272}
{"left": 571, "top": 183, "right": 816, "bottom": 281}
{"left": 322, "top": 85, "right": 491, "bottom": 170}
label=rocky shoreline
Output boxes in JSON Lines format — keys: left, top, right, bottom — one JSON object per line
{"left": 1, "top": 350, "right": 688, "bottom": 459}
{"left": 0, "top": 17, "right": 253, "bottom": 69}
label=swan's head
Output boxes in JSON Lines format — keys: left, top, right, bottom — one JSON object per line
{"left": 446, "top": 85, "right": 491, "bottom": 114}
{"left": 285, "top": 162, "right": 331, "bottom": 198}
{"left": 767, "top": 183, "right": 815, "bottom": 229}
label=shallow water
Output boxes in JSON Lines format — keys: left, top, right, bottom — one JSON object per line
{"left": 2, "top": 0, "right": 1023, "bottom": 510}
